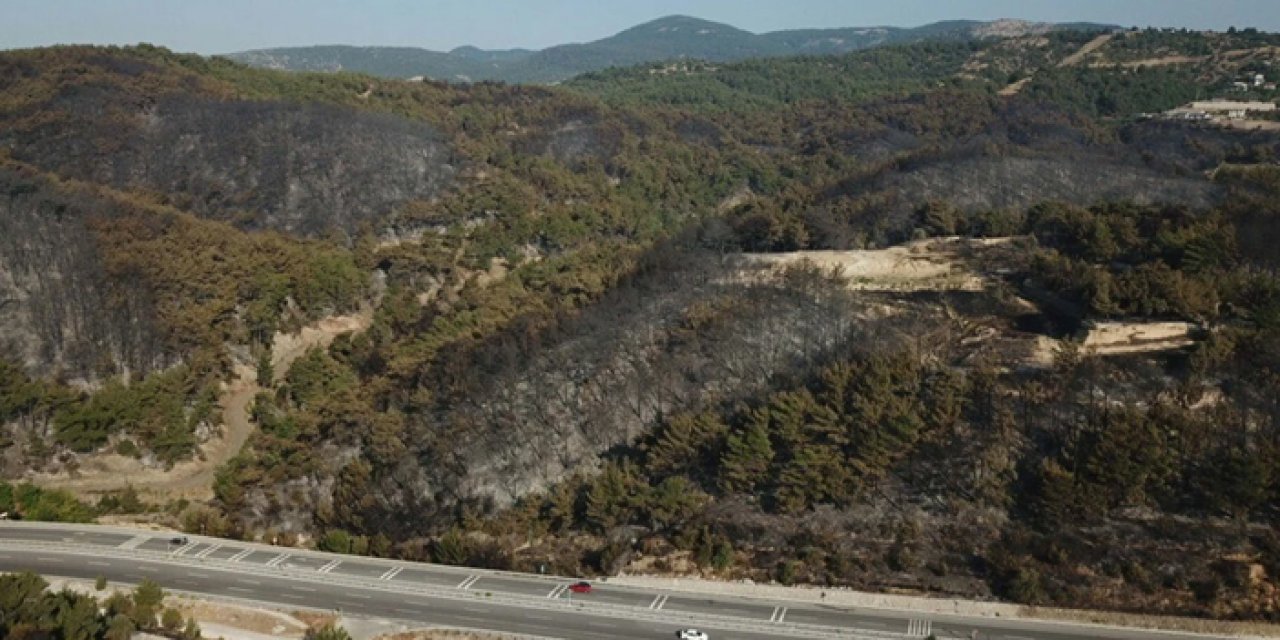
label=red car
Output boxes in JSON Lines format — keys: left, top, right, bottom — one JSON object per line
{"left": 567, "top": 581, "right": 593, "bottom": 594}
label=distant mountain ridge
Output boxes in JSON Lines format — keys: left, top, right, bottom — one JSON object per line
{"left": 225, "top": 15, "right": 1116, "bottom": 83}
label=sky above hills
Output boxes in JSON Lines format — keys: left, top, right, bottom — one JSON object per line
{"left": 3, "top": 0, "right": 1280, "bottom": 54}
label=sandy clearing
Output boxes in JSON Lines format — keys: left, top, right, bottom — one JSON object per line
{"left": 270, "top": 310, "right": 373, "bottom": 385}
{"left": 1027, "top": 321, "right": 1197, "bottom": 367}
{"left": 1081, "top": 321, "right": 1197, "bottom": 354}
{"left": 745, "top": 237, "right": 1013, "bottom": 293}
{"left": 29, "top": 308, "right": 373, "bottom": 501}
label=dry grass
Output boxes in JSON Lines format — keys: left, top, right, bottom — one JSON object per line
{"left": 169, "top": 597, "right": 309, "bottom": 637}
{"left": 292, "top": 610, "right": 341, "bottom": 631}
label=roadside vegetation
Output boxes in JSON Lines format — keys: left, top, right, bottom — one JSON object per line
{"left": 0, "top": 573, "right": 201, "bottom": 640}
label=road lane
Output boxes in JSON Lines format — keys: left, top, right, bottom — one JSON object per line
{"left": 0, "top": 522, "right": 1243, "bottom": 640}
{"left": 0, "top": 552, "right": 793, "bottom": 640}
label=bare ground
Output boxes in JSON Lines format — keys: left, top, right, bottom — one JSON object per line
{"left": 1095, "top": 55, "right": 1208, "bottom": 68}
{"left": 998, "top": 77, "right": 1034, "bottom": 96}
{"left": 744, "top": 237, "right": 1012, "bottom": 292}
{"left": 1059, "top": 33, "right": 1115, "bottom": 67}
{"left": 1027, "top": 321, "right": 1196, "bottom": 367}
{"left": 27, "top": 309, "right": 373, "bottom": 502}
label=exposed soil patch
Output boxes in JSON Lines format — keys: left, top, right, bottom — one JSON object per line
{"left": 744, "top": 237, "right": 1012, "bottom": 293}
{"left": 1059, "top": 33, "right": 1114, "bottom": 67}
{"left": 29, "top": 309, "right": 373, "bottom": 501}
{"left": 1027, "top": 321, "right": 1196, "bottom": 367}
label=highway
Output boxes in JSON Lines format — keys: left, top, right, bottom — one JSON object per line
{"left": 0, "top": 522, "right": 1239, "bottom": 640}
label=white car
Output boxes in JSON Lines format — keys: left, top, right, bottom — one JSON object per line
{"left": 676, "top": 630, "right": 709, "bottom": 640}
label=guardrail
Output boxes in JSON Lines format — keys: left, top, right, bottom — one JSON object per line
{"left": 0, "top": 538, "right": 913, "bottom": 640}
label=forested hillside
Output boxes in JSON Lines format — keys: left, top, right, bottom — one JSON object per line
{"left": 2, "top": 26, "right": 1280, "bottom": 622}
{"left": 227, "top": 15, "right": 1115, "bottom": 83}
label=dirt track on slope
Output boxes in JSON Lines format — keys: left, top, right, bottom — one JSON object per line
{"left": 29, "top": 309, "right": 373, "bottom": 502}
{"left": 999, "top": 33, "right": 1115, "bottom": 96}
{"left": 1059, "top": 33, "right": 1114, "bottom": 67}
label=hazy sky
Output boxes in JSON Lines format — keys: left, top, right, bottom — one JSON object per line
{"left": 2, "top": 0, "right": 1279, "bottom": 54}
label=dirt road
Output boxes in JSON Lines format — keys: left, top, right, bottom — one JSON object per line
{"left": 1059, "top": 33, "right": 1114, "bottom": 67}
{"left": 29, "top": 309, "right": 373, "bottom": 502}
{"left": 999, "top": 33, "right": 1115, "bottom": 97}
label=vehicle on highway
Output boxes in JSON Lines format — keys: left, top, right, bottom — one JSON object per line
{"left": 169, "top": 536, "right": 188, "bottom": 545}
{"left": 568, "top": 580, "right": 593, "bottom": 594}
{"left": 676, "top": 629, "right": 709, "bottom": 640}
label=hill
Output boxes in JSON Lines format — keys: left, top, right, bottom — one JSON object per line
{"left": 225, "top": 15, "right": 1116, "bottom": 83}
{"left": 1, "top": 28, "right": 1280, "bottom": 625}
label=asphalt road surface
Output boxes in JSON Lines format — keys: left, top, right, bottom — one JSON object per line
{"left": 0, "top": 522, "right": 1238, "bottom": 640}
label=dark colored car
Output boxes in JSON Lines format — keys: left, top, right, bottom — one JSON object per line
{"left": 568, "top": 581, "right": 592, "bottom": 594}
{"left": 170, "top": 536, "right": 189, "bottom": 545}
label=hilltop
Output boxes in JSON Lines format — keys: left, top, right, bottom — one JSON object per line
{"left": 225, "top": 15, "right": 1116, "bottom": 83}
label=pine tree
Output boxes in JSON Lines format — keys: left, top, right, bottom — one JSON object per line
{"left": 585, "top": 462, "right": 639, "bottom": 532}
{"left": 718, "top": 414, "right": 774, "bottom": 493}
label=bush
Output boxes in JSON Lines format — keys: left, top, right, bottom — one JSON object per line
{"left": 161, "top": 607, "right": 184, "bottom": 632}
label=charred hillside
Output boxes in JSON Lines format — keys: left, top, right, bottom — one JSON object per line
{"left": 0, "top": 167, "right": 170, "bottom": 382}
{"left": 1, "top": 32, "right": 1279, "bottom": 623}
{"left": 0, "top": 51, "right": 457, "bottom": 236}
